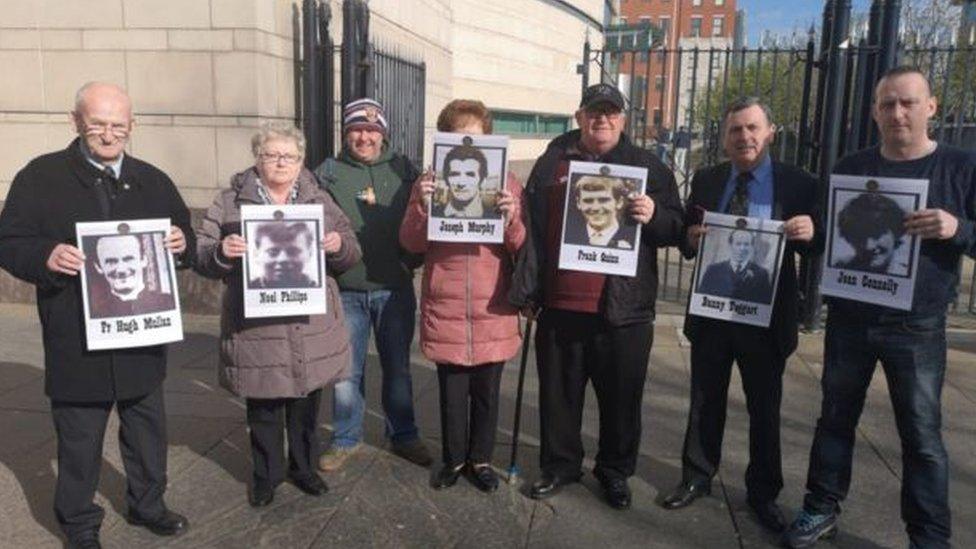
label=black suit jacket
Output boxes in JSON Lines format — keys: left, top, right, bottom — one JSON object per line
{"left": 681, "top": 160, "right": 823, "bottom": 357}
{"left": 698, "top": 259, "right": 772, "bottom": 303}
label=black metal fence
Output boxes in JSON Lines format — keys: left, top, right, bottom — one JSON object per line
{"left": 590, "top": 14, "right": 976, "bottom": 314}
{"left": 368, "top": 48, "right": 426, "bottom": 167}
{"left": 299, "top": 0, "right": 426, "bottom": 168}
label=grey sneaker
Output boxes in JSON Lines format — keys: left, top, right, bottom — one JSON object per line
{"left": 783, "top": 509, "right": 838, "bottom": 548}
{"left": 317, "top": 443, "right": 362, "bottom": 472}
{"left": 391, "top": 439, "right": 433, "bottom": 467}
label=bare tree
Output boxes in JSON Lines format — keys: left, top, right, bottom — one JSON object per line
{"left": 900, "top": 0, "right": 963, "bottom": 47}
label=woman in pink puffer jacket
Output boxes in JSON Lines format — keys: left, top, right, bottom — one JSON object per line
{"left": 399, "top": 100, "right": 526, "bottom": 492}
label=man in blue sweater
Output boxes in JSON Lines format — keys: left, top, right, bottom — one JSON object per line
{"left": 785, "top": 67, "right": 976, "bottom": 549}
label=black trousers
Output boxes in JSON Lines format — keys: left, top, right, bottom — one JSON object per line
{"left": 436, "top": 362, "right": 504, "bottom": 467}
{"left": 51, "top": 385, "right": 168, "bottom": 542}
{"left": 680, "top": 321, "right": 786, "bottom": 504}
{"left": 245, "top": 388, "right": 322, "bottom": 490}
{"left": 535, "top": 308, "right": 653, "bottom": 481}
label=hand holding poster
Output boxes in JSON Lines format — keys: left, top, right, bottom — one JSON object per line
{"left": 241, "top": 204, "right": 327, "bottom": 318}
{"left": 558, "top": 161, "right": 647, "bottom": 277}
{"left": 427, "top": 132, "right": 509, "bottom": 244}
{"left": 688, "top": 212, "right": 786, "bottom": 328}
{"left": 77, "top": 218, "right": 183, "bottom": 350}
{"left": 820, "top": 175, "right": 928, "bottom": 310}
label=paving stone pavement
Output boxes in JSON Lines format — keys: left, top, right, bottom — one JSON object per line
{"left": 0, "top": 302, "right": 974, "bottom": 548}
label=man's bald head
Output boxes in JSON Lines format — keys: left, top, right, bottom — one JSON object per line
{"left": 873, "top": 66, "right": 932, "bottom": 100}
{"left": 71, "top": 82, "right": 133, "bottom": 164}
{"left": 73, "top": 82, "right": 132, "bottom": 119}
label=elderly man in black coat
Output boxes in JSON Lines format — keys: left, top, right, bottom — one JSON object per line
{"left": 0, "top": 82, "right": 194, "bottom": 548}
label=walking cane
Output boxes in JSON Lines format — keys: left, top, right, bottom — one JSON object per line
{"left": 506, "top": 315, "right": 534, "bottom": 484}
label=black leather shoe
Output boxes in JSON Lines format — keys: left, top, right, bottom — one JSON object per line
{"left": 126, "top": 509, "right": 189, "bottom": 537}
{"left": 748, "top": 499, "right": 786, "bottom": 533}
{"left": 249, "top": 485, "right": 275, "bottom": 507}
{"left": 529, "top": 472, "right": 582, "bottom": 499}
{"left": 431, "top": 464, "right": 463, "bottom": 489}
{"left": 466, "top": 464, "right": 499, "bottom": 493}
{"left": 68, "top": 535, "right": 102, "bottom": 549}
{"left": 594, "top": 471, "right": 631, "bottom": 510}
{"left": 661, "top": 481, "right": 711, "bottom": 510}
{"left": 290, "top": 473, "right": 329, "bottom": 496}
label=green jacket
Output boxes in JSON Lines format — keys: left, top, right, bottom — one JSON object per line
{"left": 314, "top": 146, "right": 421, "bottom": 290}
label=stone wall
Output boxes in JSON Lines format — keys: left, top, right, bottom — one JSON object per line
{"left": 0, "top": 0, "right": 603, "bottom": 308}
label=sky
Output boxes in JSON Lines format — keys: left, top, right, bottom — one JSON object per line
{"left": 737, "top": 0, "right": 873, "bottom": 46}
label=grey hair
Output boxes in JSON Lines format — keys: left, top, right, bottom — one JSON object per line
{"left": 73, "top": 81, "right": 130, "bottom": 113}
{"left": 722, "top": 96, "right": 775, "bottom": 127}
{"left": 251, "top": 121, "right": 307, "bottom": 158}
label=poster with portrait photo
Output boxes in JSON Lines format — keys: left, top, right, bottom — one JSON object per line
{"left": 688, "top": 212, "right": 786, "bottom": 328}
{"left": 77, "top": 218, "right": 183, "bottom": 351}
{"left": 557, "top": 161, "right": 647, "bottom": 277}
{"left": 241, "top": 204, "right": 326, "bottom": 318}
{"left": 427, "top": 132, "right": 509, "bottom": 244}
{"left": 820, "top": 175, "right": 928, "bottom": 310}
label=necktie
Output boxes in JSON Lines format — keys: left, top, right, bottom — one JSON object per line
{"left": 727, "top": 171, "right": 752, "bottom": 216}
{"left": 93, "top": 166, "right": 116, "bottom": 218}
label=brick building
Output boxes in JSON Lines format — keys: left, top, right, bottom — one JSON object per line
{"left": 616, "top": 0, "right": 737, "bottom": 137}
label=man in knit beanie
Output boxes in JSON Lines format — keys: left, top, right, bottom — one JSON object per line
{"left": 313, "top": 97, "right": 431, "bottom": 471}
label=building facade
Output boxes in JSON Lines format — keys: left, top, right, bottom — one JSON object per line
{"left": 0, "top": 0, "right": 612, "bottom": 306}
{"left": 615, "top": 0, "right": 737, "bottom": 137}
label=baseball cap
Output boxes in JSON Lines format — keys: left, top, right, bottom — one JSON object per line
{"left": 579, "top": 83, "right": 625, "bottom": 111}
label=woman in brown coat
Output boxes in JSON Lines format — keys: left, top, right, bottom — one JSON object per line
{"left": 196, "top": 122, "right": 360, "bottom": 507}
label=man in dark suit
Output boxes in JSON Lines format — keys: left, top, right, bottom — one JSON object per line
{"left": 0, "top": 82, "right": 193, "bottom": 548}
{"left": 660, "top": 97, "right": 822, "bottom": 534}
{"left": 563, "top": 175, "right": 637, "bottom": 249}
{"left": 698, "top": 229, "right": 773, "bottom": 303}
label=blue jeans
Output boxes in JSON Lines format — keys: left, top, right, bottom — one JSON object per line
{"left": 331, "top": 287, "right": 419, "bottom": 448}
{"left": 804, "top": 311, "right": 950, "bottom": 548}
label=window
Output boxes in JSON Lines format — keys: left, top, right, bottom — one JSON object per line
{"left": 618, "top": 15, "right": 627, "bottom": 25}
{"left": 638, "top": 16, "right": 651, "bottom": 27}
{"left": 493, "top": 111, "right": 571, "bottom": 137}
{"left": 692, "top": 0, "right": 702, "bottom": 6}
{"left": 652, "top": 109, "right": 663, "bottom": 126}
{"left": 715, "top": 0, "right": 725, "bottom": 5}
{"left": 690, "top": 17, "right": 703, "bottom": 37}
{"left": 712, "top": 16, "right": 724, "bottom": 37}
{"left": 655, "top": 75, "right": 666, "bottom": 91}
{"left": 659, "top": 17, "right": 671, "bottom": 42}
{"left": 637, "top": 51, "right": 649, "bottom": 63}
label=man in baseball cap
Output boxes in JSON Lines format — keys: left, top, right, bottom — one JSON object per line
{"left": 511, "top": 81, "right": 683, "bottom": 510}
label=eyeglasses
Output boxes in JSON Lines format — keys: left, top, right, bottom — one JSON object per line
{"left": 258, "top": 152, "right": 302, "bottom": 165}
{"left": 82, "top": 123, "right": 130, "bottom": 138}
{"left": 583, "top": 107, "right": 622, "bottom": 119}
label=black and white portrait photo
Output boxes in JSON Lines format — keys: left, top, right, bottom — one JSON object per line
{"left": 77, "top": 218, "right": 184, "bottom": 350}
{"left": 245, "top": 221, "right": 321, "bottom": 289}
{"left": 689, "top": 212, "right": 785, "bottom": 328}
{"left": 821, "top": 174, "right": 928, "bottom": 310}
{"left": 563, "top": 174, "right": 639, "bottom": 250}
{"left": 240, "top": 204, "right": 327, "bottom": 318}
{"left": 83, "top": 232, "right": 176, "bottom": 319}
{"left": 698, "top": 228, "right": 773, "bottom": 303}
{"left": 428, "top": 132, "right": 509, "bottom": 243}
{"left": 558, "top": 161, "right": 647, "bottom": 277}
{"left": 829, "top": 190, "right": 914, "bottom": 276}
